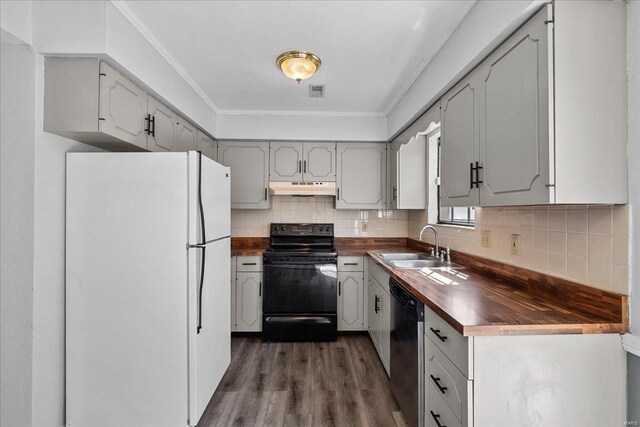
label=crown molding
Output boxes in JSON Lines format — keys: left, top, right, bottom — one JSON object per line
{"left": 218, "top": 109, "right": 386, "bottom": 118}
{"left": 109, "top": 0, "right": 220, "bottom": 113}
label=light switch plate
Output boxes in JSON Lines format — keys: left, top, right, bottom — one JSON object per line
{"left": 511, "top": 234, "right": 521, "bottom": 255}
{"left": 481, "top": 230, "right": 491, "bottom": 248}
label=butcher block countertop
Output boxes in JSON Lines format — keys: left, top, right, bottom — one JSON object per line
{"left": 231, "top": 237, "right": 627, "bottom": 336}
{"left": 369, "top": 240, "right": 627, "bottom": 337}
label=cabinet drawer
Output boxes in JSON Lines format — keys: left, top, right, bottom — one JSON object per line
{"left": 425, "top": 337, "right": 472, "bottom": 424}
{"left": 368, "top": 259, "right": 390, "bottom": 294}
{"left": 236, "top": 256, "right": 262, "bottom": 272}
{"left": 426, "top": 381, "right": 462, "bottom": 427}
{"left": 338, "top": 256, "right": 364, "bottom": 272}
{"left": 425, "top": 307, "right": 472, "bottom": 378}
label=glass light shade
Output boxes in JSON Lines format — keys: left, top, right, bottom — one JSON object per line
{"left": 276, "top": 51, "right": 321, "bottom": 82}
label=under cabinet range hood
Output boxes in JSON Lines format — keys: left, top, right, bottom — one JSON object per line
{"left": 268, "top": 181, "right": 336, "bottom": 196}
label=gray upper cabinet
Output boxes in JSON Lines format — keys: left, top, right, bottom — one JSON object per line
{"left": 269, "top": 141, "right": 336, "bottom": 182}
{"left": 440, "top": 71, "right": 481, "bottom": 207}
{"left": 176, "top": 117, "right": 198, "bottom": 152}
{"left": 269, "top": 141, "right": 303, "bottom": 182}
{"left": 197, "top": 131, "right": 217, "bottom": 162}
{"left": 304, "top": 142, "right": 336, "bottom": 182}
{"left": 438, "top": 2, "right": 627, "bottom": 206}
{"left": 477, "top": 4, "right": 551, "bottom": 206}
{"left": 336, "top": 142, "right": 386, "bottom": 209}
{"left": 98, "top": 62, "right": 148, "bottom": 150}
{"left": 388, "top": 137, "right": 426, "bottom": 210}
{"left": 44, "top": 58, "right": 149, "bottom": 151}
{"left": 146, "top": 96, "right": 177, "bottom": 152}
{"left": 218, "top": 141, "right": 270, "bottom": 209}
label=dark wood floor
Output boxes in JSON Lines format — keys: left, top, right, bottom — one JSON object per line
{"left": 199, "top": 334, "right": 406, "bottom": 427}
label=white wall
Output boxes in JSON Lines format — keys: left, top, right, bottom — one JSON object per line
{"left": 0, "top": 38, "right": 36, "bottom": 427}
{"left": 0, "top": 1, "right": 32, "bottom": 45}
{"left": 386, "top": 0, "right": 543, "bottom": 139}
{"left": 31, "top": 54, "right": 105, "bottom": 426}
{"left": 215, "top": 112, "right": 387, "bottom": 141}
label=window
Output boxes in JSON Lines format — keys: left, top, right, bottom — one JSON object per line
{"left": 432, "top": 131, "right": 475, "bottom": 226}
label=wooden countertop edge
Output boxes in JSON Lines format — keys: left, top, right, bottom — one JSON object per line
{"left": 366, "top": 250, "right": 627, "bottom": 337}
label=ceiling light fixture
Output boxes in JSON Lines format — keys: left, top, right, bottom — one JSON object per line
{"left": 276, "top": 50, "right": 321, "bottom": 83}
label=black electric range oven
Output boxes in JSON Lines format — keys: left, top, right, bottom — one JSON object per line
{"left": 262, "top": 223, "right": 337, "bottom": 341}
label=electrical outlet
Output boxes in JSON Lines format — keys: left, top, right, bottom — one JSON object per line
{"left": 361, "top": 221, "right": 368, "bottom": 232}
{"left": 480, "top": 230, "right": 491, "bottom": 248}
{"left": 511, "top": 234, "right": 521, "bottom": 255}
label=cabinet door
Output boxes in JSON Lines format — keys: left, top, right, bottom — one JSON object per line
{"left": 440, "top": 72, "right": 481, "bottom": 207}
{"left": 176, "top": 117, "right": 197, "bottom": 152}
{"left": 378, "top": 289, "right": 391, "bottom": 376}
{"left": 269, "top": 141, "right": 303, "bottom": 182}
{"left": 478, "top": 7, "right": 552, "bottom": 206}
{"left": 98, "top": 62, "right": 148, "bottom": 149}
{"left": 338, "top": 272, "right": 364, "bottom": 331}
{"left": 336, "top": 142, "right": 386, "bottom": 209}
{"left": 235, "top": 272, "right": 262, "bottom": 332}
{"left": 368, "top": 276, "right": 380, "bottom": 348}
{"left": 147, "top": 96, "right": 177, "bottom": 152}
{"left": 218, "top": 141, "right": 270, "bottom": 209}
{"left": 388, "top": 143, "right": 399, "bottom": 209}
{"left": 197, "top": 131, "right": 217, "bottom": 161}
{"left": 303, "top": 142, "right": 336, "bottom": 182}
{"left": 397, "top": 136, "right": 426, "bottom": 209}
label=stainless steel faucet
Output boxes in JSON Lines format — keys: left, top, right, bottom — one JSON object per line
{"left": 419, "top": 225, "right": 439, "bottom": 258}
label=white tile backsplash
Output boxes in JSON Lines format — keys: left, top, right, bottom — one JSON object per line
{"left": 408, "top": 205, "right": 630, "bottom": 294}
{"left": 231, "top": 195, "right": 408, "bottom": 238}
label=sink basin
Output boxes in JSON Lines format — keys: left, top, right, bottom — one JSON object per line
{"left": 378, "top": 252, "right": 431, "bottom": 261}
{"left": 378, "top": 253, "right": 464, "bottom": 269}
{"left": 388, "top": 259, "right": 464, "bottom": 269}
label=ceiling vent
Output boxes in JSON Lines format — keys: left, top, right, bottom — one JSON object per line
{"left": 309, "top": 84, "right": 325, "bottom": 98}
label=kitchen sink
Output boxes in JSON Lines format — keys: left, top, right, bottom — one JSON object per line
{"left": 378, "top": 252, "right": 431, "bottom": 261}
{"left": 378, "top": 253, "right": 464, "bottom": 270}
{"left": 388, "top": 259, "right": 464, "bottom": 269}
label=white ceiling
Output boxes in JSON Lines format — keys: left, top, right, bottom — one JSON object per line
{"left": 119, "top": 1, "right": 476, "bottom": 116}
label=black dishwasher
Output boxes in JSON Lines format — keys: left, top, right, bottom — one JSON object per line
{"left": 390, "top": 278, "right": 424, "bottom": 427}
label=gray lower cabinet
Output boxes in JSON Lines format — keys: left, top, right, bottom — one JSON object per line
{"left": 336, "top": 142, "right": 386, "bottom": 209}
{"left": 234, "top": 256, "right": 263, "bottom": 332}
{"left": 269, "top": 141, "right": 336, "bottom": 182}
{"left": 218, "top": 141, "right": 270, "bottom": 209}
{"left": 197, "top": 131, "right": 217, "bottom": 161}
{"left": 176, "top": 117, "right": 198, "bottom": 152}
{"left": 367, "top": 258, "right": 390, "bottom": 376}
{"left": 337, "top": 256, "right": 365, "bottom": 331}
{"left": 424, "top": 305, "right": 626, "bottom": 427}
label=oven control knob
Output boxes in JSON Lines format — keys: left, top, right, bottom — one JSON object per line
{"left": 319, "top": 227, "right": 324, "bottom": 232}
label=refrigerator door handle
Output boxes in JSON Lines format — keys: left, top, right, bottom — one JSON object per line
{"left": 196, "top": 152, "right": 207, "bottom": 334}
{"left": 188, "top": 235, "right": 231, "bottom": 249}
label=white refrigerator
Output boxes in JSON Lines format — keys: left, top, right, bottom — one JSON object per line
{"left": 66, "top": 152, "right": 231, "bottom": 427}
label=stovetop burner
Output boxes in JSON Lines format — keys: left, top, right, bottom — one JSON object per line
{"left": 265, "top": 223, "right": 336, "bottom": 258}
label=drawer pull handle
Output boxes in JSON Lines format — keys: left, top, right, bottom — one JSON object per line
{"left": 430, "top": 411, "right": 446, "bottom": 427}
{"left": 242, "top": 262, "right": 257, "bottom": 266}
{"left": 343, "top": 262, "right": 359, "bottom": 266}
{"left": 430, "top": 375, "right": 448, "bottom": 394}
{"left": 374, "top": 295, "right": 380, "bottom": 313}
{"left": 430, "top": 327, "right": 448, "bottom": 342}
